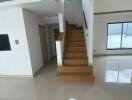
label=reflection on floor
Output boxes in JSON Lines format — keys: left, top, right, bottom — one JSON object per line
{"left": 0, "top": 56, "right": 132, "bottom": 100}
{"left": 105, "top": 60, "right": 132, "bottom": 83}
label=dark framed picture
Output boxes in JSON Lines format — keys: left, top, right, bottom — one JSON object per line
{"left": 0, "top": 34, "right": 11, "bottom": 51}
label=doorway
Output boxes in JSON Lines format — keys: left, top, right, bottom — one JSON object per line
{"left": 38, "top": 25, "right": 48, "bottom": 65}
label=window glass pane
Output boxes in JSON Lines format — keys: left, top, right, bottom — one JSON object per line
{"left": 122, "top": 23, "right": 132, "bottom": 48}
{"left": 127, "top": 23, "right": 132, "bottom": 35}
{"left": 107, "top": 23, "right": 122, "bottom": 49}
{"left": 123, "top": 23, "right": 127, "bottom": 34}
{"left": 108, "top": 23, "right": 122, "bottom": 34}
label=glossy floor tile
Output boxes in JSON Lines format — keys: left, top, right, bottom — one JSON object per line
{"left": 0, "top": 56, "right": 132, "bottom": 100}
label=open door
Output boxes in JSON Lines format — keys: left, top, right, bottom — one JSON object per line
{"left": 39, "top": 25, "right": 48, "bottom": 65}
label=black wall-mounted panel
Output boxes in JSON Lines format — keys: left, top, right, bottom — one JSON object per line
{"left": 0, "top": 34, "right": 11, "bottom": 51}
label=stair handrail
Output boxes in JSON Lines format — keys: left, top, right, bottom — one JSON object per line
{"left": 56, "top": 20, "right": 68, "bottom": 67}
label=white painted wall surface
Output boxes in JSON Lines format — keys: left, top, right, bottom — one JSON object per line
{"left": 0, "top": 0, "right": 41, "bottom": 8}
{"left": 0, "top": 8, "right": 32, "bottom": 75}
{"left": 22, "top": 9, "right": 43, "bottom": 74}
{"left": 94, "top": 0, "right": 132, "bottom": 13}
{"left": 82, "top": 0, "right": 94, "bottom": 64}
{"left": 94, "top": 12, "right": 132, "bottom": 55}
{"left": 42, "top": 16, "right": 59, "bottom": 24}
{"left": 65, "top": 0, "right": 83, "bottom": 26}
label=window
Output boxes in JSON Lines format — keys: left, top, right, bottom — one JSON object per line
{"left": 107, "top": 22, "right": 132, "bottom": 49}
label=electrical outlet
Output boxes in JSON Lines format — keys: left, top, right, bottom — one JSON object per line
{"left": 15, "top": 40, "right": 19, "bottom": 45}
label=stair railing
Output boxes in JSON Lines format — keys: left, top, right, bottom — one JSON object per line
{"left": 56, "top": 13, "right": 67, "bottom": 66}
{"left": 56, "top": 32, "right": 64, "bottom": 66}
{"left": 56, "top": 0, "right": 69, "bottom": 66}
{"left": 56, "top": 18, "right": 68, "bottom": 66}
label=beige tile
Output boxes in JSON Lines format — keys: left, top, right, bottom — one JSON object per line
{"left": 0, "top": 56, "right": 132, "bottom": 100}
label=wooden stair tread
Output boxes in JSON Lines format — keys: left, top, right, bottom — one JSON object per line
{"left": 64, "top": 52, "right": 87, "bottom": 59}
{"left": 57, "top": 66, "right": 93, "bottom": 73}
{"left": 64, "top": 47, "right": 86, "bottom": 52}
{"left": 69, "top": 30, "right": 84, "bottom": 33}
{"left": 64, "top": 59, "right": 88, "bottom": 66}
{"left": 57, "top": 74, "right": 95, "bottom": 83}
{"left": 66, "top": 34, "right": 84, "bottom": 37}
{"left": 66, "top": 32, "right": 84, "bottom": 35}
{"left": 65, "top": 42, "right": 85, "bottom": 47}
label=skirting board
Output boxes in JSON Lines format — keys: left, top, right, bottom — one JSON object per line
{"left": 33, "top": 65, "right": 44, "bottom": 77}
{"left": 0, "top": 75, "right": 33, "bottom": 79}
{"left": 94, "top": 54, "right": 132, "bottom": 57}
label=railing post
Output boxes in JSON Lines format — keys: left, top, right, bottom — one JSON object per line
{"left": 56, "top": 41, "right": 63, "bottom": 66}
{"left": 56, "top": 0, "right": 65, "bottom": 67}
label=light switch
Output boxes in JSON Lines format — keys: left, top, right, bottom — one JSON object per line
{"left": 15, "top": 40, "right": 19, "bottom": 45}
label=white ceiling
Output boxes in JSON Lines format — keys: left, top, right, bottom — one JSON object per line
{"left": 0, "top": 0, "right": 59, "bottom": 17}
{"left": 0, "top": 0, "right": 12, "bottom": 2}
{"left": 22, "top": 0, "right": 59, "bottom": 17}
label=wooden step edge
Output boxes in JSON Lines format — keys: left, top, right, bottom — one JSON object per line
{"left": 56, "top": 74, "right": 95, "bottom": 83}
{"left": 65, "top": 41, "right": 85, "bottom": 43}
{"left": 63, "top": 58, "right": 88, "bottom": 60}
{"left": 57, "top": 67, "right": 93, "bottom": 72}
{"left": 64, "top": 55, "right": 87, "bottom": 59}
{"left": 57, "top": 72, "right": 93, "bottom": 75}
{"left": 64, "top": 52, "right": 87, "bottom": 54}
{"left": 65, "top": 46, "right": 86, "bottom": 47}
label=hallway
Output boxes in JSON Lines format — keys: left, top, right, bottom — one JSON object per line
{"left": 0, "top": 57, "right": 132, "bottom": 100}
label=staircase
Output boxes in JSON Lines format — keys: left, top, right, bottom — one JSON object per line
{"left": 56, "top": 23, "right": 95, "bottom": 83}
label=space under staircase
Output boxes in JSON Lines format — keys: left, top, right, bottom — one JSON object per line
{"left": 56, "top": 23, "right": 95, "bottom": 83}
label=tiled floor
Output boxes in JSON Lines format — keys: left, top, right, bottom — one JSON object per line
{"left": 0, "top": 56, "right": 132, "bottom": 100}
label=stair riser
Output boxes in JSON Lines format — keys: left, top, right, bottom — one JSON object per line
{"left": 57, "top": 67, "right": 93, "bottom": 73}
{"left": 57, "top": 72, "right": 93, "bottom": 76}
{"left": 69, "top": 30, "right": 84, "bottom": 33}
{"left": 64, "top": 47, "right": 86, "bottom": 52}
{"left": 68, "top": 31, "right": 84, "bottom": 35}
{"left": 66, "top": 35, "right": 84, "bottom": 37}
{"left": 57, "top": 74, "right": 95, "bottom": 83}
{"left": 64, "top": 60, "right": 88, "bottom": 66}
{"left": 57, "top": 67, "right": 93, "bottom": 74}
{"left": 66, "top": 38, "right": 84, "bottom": 42}
{"left": 65, "top": 42, "right": 85, "bottom": 47}
{"left": 64, "top": 53, "right": 87, "bottom": 59}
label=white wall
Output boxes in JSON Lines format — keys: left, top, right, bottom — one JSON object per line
{"left": 0, "top": 8, "right": 32, "bottom": 76}
{"left": 42, "top": 16, "right": 59, "bottom": 24}
{"left": 94, "top": 12, "right": 132, "bottom": 55}
{"left": 82, "top": 0, "right": 94, "bottom": 64}
{"left": 94, "top": 0, "right": 132, "bottom": 13}
{"left": 65, "top": 0, "right": 83, "bottom": 26}
{"left": 22, "top": 9, "right": 43, "bottom": 74}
